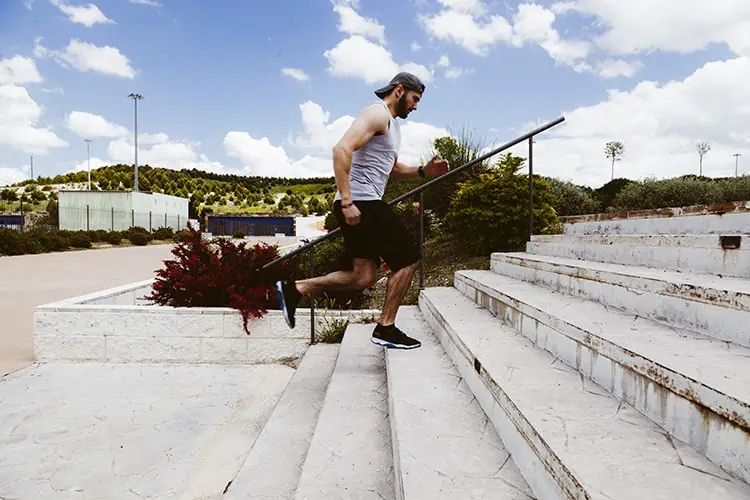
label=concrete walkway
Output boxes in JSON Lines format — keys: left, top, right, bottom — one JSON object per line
{"left": 0, "top": 362, "right": 294, "bottom": 500}
{"left": 0, "top": 244, "right": 175, "bottom": 377}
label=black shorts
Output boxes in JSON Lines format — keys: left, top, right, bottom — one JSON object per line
{"left": 333, "top": 200, "right": 422, "bottom": 272}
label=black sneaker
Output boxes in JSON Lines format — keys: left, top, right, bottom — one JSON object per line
{"left": 275, "top": 280, "right": 301, "bottom": 329}
{"left": 371, "top": 323, "right": 421, "bottom": 350}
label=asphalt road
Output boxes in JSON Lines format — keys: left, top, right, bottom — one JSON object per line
{"left": 0, "top": 244, "right": 176, "bottom": 377}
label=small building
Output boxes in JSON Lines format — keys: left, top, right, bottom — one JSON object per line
{"left": 58, "top": 191, "right": 189, "bottom": 232}
{"left": 206, "top": 214, "right": 296, "bottom": 237}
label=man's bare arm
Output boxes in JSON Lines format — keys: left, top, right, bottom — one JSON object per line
{"left": 332, "top": 104, "right": 390, "bottom": 204}
{"left": 390, "top": 159, "right": 422, "bottom": 180}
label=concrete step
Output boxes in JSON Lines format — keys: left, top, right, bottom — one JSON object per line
{"left": 453, "top": 270, "right": 750, "bottom": 485}
{"left": 420, "top": 286, "right": 750, "bottom": 500}
{"left": 224, "top": 344, "right": 340, "bottom": 500}
{"left": 385, "top": 306, "right": 535, "bottom": 500}
{"left": 491, "top": 252, "right": 750, "bottom": 347}
{"left": 562, "top": 210, "right": 750, "bottom": 235}
{"left": 294, "top": 325, "right": 394, "bottom": 500}
{"left": 527, "top": 233, "right": 750, "bottom": 277}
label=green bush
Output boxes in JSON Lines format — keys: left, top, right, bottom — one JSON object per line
{"left": 444, "top": 158, "right": 558, "bottom": 256}
{"left": 107, "top": 231, "right": 123, "bottom": 245}
{"left": 124, "top": 226, "right": 152, "bottom": 245}
{"left": 31, "top": 230, "right": 69, "bottom": 252}
{"left": 595, "top": 178, "right": 633, "bottom": 211}
{"left": 546, "top": 178, "right": 601, "bottom": 216}
{"left": 173, "top": 229, "right": 191, "bottom": 243}
{"left": 715, "top": 176, "right": 750, "bottom": 204}
{"left": 0, "top": 228, "right": 42, "bottom": 255}
{"left": 232, "top": 231, "right": 246, "bottom": 239}
{"left": 611, "top": 177, "right": 723, "bottom": 212}
{"left": 152, "top": 226, "right": 175, "bottom": 240}
{"left": 129, "top": 231, "right": 151, "bottom": 246}
{"left": 69, "top": 232, "right": 92, "bottom": 249}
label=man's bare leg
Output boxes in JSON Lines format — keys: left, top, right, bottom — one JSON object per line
{"left": 295, "top": 258, "right": 377, "bottom": 296}
{"left": 379, "top": 262, "right": 417, "bottom": 326}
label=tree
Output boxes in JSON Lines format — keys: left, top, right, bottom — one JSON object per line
{"left": 697, "top": 141, "right": 711, "bottom": 176}
{"left": 443, "top": 153, "right": 558, "bottom": 255}
{"left": 605, "top": 141, "right": 625, "bottom": 181}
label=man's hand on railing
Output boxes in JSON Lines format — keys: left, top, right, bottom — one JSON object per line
{"left": 423, "top": 155, "right": 450, "bottom": 177}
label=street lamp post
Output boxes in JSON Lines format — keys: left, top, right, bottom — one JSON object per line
{"left": 85, "top": 139, "right": 92, "bottom": 190}
{"left": 127, "top": 93, "right": 144, "bottom": 191}
{"left": 734, "top": 153, "right": 742, "bottom": 177}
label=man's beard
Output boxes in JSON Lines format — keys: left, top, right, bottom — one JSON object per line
{"left": 396, "top": 93, "right": 410, "bottom": 119}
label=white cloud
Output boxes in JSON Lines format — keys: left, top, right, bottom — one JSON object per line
{"left": 421, "top": 8, "right": 513, "bottom": 56}
{"left": 281, "top": 67, "right": 310, "bottom": 82}
{"left": 65, "top": 111, "right": 128, "bottom": 139}
{"left": 333, "top": 3, "right": 386, "bottom": 44}
{"left": 0, "top": 84, "right": 68, "bottom": 154}
{"left": 0, "top": 56, "right": 42, "bottom": 85}
{"left": 49, "top": 0, "right": 114, "bottom": 27}
{"left": 225, "top": 101, "right": 451, "bottom": 178}
{"left": 505, "top": 56, "right": 750, "bottom": 187}
{"left": 596, "top": 58, "right": 644, "bottom": 79}
{"left": 411, "top": 42, "right": 423, "bottom": 51}
{"left": 128, "top": 0, "right": 161, "bottom": 5}
{"left": 138, "top": 132, "right": 169, "bottom": 145}
{"left": 36, "top": 38, "right": 136, "bottom": 79}
{"left": 511, "top": 3, "right": 591, "bottom": 68}
{"left": 555, "top": 0, "right": 750, "bottom": 57}
{"left": 23, "top": 0, "right": 34, "bottom": 10}
{"left": 444, "top": 67, "right": 466, "bottom": 79}
{"left": 437, "top": 0, "right": 486, "bottom": 16}
{"left": 0, "top": 166, "right": 29, "bottom": 187}
{"left": 437, "top": 55, "right": 450, "bottom": 67}
{"left": 40, "top": 87, "right": 64, "bottom": 94}
{"left": 325, "top": 35, "right": 433, "bottom": 85}
{"left": 106, "top": 134, "right": 227, "bottom": 174}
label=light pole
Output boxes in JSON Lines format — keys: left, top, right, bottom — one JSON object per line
{"left": 127, "top": 93, "right": 144, "bottom": 191}
{"left": 734, "top": 153, "right": 742, "bottom": 177}
{"left": 85, "top": 139, "right": 92, "bottom": 190}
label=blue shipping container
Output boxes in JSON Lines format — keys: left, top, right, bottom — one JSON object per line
{"left": 207, "top": 215, "right": 296, "bottom": 236}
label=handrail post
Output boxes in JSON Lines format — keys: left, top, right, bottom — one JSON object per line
{"left": 310, "top": 246, "right": 315, "bottom": 345}
{"left": 528, "top": 137, "right": 534, "bottom": 240}
{"left": 419, "top": 192, "right": 425, "bottom": 290}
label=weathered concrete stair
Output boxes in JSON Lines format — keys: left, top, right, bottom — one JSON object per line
{"left": 420, "top": 286, "right": 750, "bottom": 499}
{"left": 491, "top": 252, "right": 750, "bottom": 347}
{"left": 527, "top": 234, "right": 750, "bottom": 277}
{"left": 453, "top": 269, "right": 750, "bottom": 486}
{"left": 293, "top": 324, "right": 394, "bottom": 500}
{"left": 562, "top": 210, "right": 750, "bottom": 235}
{"left": 385, "top": 306, "right": 535, "bottom": 499}
{"left": 224, "top": 344, "right": 340, "bottom": 500}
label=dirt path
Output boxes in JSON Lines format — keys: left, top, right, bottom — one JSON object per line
{"left": 0, "top": 244, "right": 176, "bottom": 377}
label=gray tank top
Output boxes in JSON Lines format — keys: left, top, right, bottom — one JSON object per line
{"left": 335, "top": 101, "right": 401, "bottom": 201}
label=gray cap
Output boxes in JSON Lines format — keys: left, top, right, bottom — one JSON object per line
{"left": 374, "top": 72, "right": 425, "bottom": 99}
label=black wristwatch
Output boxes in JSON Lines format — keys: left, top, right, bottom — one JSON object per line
{"left": 418, "top": 166, "right": 426, "bottom": 178}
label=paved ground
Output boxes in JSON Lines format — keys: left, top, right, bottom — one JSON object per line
{"left": 0, "top": 244, "right": 177, "bottom": 377}
{"left": 0, "top": 218, "right": 326, "bottom": 378}
{"left": 0, "top": 362, "right": 294, "bottom": 500}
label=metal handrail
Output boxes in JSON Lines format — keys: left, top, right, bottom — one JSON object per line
{"left": 262, "top": 115, "right": 565, "bottom": 270}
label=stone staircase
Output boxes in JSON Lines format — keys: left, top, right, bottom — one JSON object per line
{"left": 224, "top": 209, "right": 750, "bottom": 500}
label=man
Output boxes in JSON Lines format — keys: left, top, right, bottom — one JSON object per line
{"left": 275, "top": 72, "right": 449, "bottom": 350}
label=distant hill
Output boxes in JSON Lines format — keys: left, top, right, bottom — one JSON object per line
{"left": 3, "top": 164, "right": 337, "bottom": 217}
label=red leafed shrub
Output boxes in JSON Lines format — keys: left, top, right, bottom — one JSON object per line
{"left": 144, "top": 226, "right": 299, "bottom": 334}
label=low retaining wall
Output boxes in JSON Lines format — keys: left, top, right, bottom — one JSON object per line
{"left": 34, "top": 280, "right": 380, "bottom": 365}
{"left": 560, "top": 200, "right": 750, "bottom": 225}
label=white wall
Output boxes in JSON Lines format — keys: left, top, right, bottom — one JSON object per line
{"left": 58, "top": 191, "right": 189, "bottom": 231}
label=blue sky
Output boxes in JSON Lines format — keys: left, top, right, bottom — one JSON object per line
{"left": 1, "top": 0, "right": 749, "bottom": 188}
